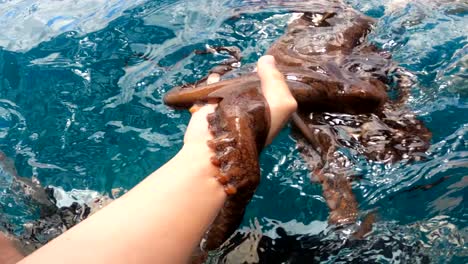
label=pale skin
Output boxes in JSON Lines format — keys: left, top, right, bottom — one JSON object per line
{"left": 1, "top": 55, "right": 296, "bottom": 264}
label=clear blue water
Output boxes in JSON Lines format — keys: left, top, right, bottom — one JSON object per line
{"left": 0, "top": 0, "right": 466, "bottom": 262}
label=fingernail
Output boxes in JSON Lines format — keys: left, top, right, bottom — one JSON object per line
{"left": 261, "top": 55, "right": 276, "bottom": 66}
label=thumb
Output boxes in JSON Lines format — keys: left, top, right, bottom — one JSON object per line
{"left": 257, "top": 55, "right": 290, "bottom": 103}
{"left": 257, "top": 55, "right": 297, "bottom": 145}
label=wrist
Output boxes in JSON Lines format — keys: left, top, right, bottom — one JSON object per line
{"left": 174, "top": 142, "right": 220, "bottom": 178}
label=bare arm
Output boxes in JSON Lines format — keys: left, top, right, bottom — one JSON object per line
{"left": 19, "top": 55, "right": 296, "bottom": 264}
{"left": 19, "top": 105, "right": 223, "bottom": 264}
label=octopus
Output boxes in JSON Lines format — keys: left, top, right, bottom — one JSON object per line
{"left": 163, "top": 0, "right": 432, "bottom": 261}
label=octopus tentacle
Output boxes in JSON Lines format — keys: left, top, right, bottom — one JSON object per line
{"left": 188, "top": 81, "right": 270, "bottom": 263}
{"left": 164, "top": 67, "right": 387, "bottom": 114}
{"left": 293, "top": 113, "right": 358, "bottom": 226}
{"left": 164, "top": 0, "right": 432, "bottom": 254}
{"left": 163, "top": 74, "right": 258, "bottom": 108}
{"left": 185, "top": 46, "right": 243, "bottom": 88}
{"left": 196, "top": 46, "right": 242, "bottom": 76}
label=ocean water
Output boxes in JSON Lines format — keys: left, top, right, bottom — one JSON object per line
{"left": 0, "top": 0, "right": 466, "bottom": 263}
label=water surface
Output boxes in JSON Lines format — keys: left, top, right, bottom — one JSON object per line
{"left": 0, "top": 0, "right": 466, "bottom": 263}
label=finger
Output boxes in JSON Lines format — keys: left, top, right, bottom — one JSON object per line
{"left": 186, "top": 70, "right": 221, "bottom": 143}
{"left": 190, "top": 104, "right": 217, "bottom": 124}
{"left": 257, "top": 55, "right": 297, "bottom": 144}
{"left": 189, "top": 103, "right": 204, "bottom": 114}
{"left": 184, "top": 104, "right": 217, "bottom": 145}
{"left": 207, "top": 73, "right": 221, "bottom": 84}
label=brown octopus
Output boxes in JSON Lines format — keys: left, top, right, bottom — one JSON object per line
{"left": 164, "top": 0, "right": 431, "bottom": 260}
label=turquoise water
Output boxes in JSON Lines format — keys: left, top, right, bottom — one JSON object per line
{"left": 0, "top": 0, "right": 466, "bottom": 262}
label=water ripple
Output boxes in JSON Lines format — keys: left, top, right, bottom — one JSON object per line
{"left": 0, "top": 0, "right": 465, "bottom": 262}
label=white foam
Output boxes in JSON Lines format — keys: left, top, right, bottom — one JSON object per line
{"left": 0, "top": 0, "right": 145, "bottom": 51}
{"left": 49, "top": 185, "right": 102, "bottom": 208}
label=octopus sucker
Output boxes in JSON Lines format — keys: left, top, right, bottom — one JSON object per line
{"left": 210, "top": 156, "right": 221, "bottom": 167}
{"left": 224, "top": 184, "right": 237, "bottom": 195}
{"left": 216, "top": 174, "right": 230, "bottom": 185}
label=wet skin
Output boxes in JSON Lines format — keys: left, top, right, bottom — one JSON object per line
{"left": 164, "top": 0, "right": 431, "bottom": 257}
{"left": 203, "top": 83, "right": 270, "bottom": 251}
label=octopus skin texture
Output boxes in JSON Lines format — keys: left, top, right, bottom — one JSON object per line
{"left": 163, "top": 0, "right": 432, "bottom": 258}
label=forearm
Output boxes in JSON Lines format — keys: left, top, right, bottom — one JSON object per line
{"left": 0, "top": 234, "right": 24, "bottom": 264}
{"left": 19, "top": 144, "right": 226, "bottom": 264}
